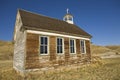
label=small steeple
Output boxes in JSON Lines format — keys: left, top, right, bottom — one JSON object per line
{"left": 63, "top": 8, "right": 74, "bottom": 24}
{"left": 67, "top": 8, "right": 69, "bottom": 14}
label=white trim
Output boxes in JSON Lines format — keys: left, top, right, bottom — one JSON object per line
{"left": 74, "top": 39, "right": 76, "bottom": 54}
{"left": 39, "top": 36, "right": 49, "bottom": 55}
{"left": 26, "top": 30, "right": 90, "bottom": 40}
{"left": 69, "top": 39, "right": 76, "bottom": 54}
{"left": 84, "top": 40, "right": 86, "bottom": 54}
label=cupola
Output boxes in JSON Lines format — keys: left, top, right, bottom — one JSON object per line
{"left": 63, "top": 8, "right": 74, "bottom": 24}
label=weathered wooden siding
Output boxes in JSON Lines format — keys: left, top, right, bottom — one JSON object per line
{"left": 76, "top": 39, "right": 81, "bottom": 58}
{"left": 25, "top": 33, "right": 40, "bottom": 69}
{"left": 14, "top": 31, "right": 26, "bottom": 72}
{"left": 49, "top": 36, "right": 56, "bottom": 61}
{"left": 64, "top": 37, "right": 70, "bottom": 62}
{"left": 85, "top": 40, "right": 91, "bottom": 60}
{"left": 13, "top": 12, "right": 26, "bottom": 73}
{"left": 24, "top": 33, "right": 91, "bottom": 70}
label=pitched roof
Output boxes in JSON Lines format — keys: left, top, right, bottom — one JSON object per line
{"left": 19, "top": 9, "right": 92, "bottom": 38}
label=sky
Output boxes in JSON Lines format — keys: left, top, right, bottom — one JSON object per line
{"left": 0, "top": 0, "right": 120, "bottom": 46}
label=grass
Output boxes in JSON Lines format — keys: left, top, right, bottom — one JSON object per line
{"left": 0, "top": 58, "right": 120, "bottom": 80}
{"left": 91, "top": 44, "right": 112, "bottom": 55}
{"left": 26, "top": 58, "right": 120, "bottom": 80}
{"left": 0, "top": 41, "right": 120, "bottom": 80}
{"left": 106, "top": 45, "right": 120, "bottom": 52}
{"left": 0, "top": 40, "right": 13, "bottom": 60}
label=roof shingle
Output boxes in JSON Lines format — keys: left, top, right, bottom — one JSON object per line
{"left": 19, "top": 9, "right": 92, "bottom": 38}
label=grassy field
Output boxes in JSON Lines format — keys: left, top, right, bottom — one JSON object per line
{"left": 106, "top": 45, "right": 120, "bottom": 52}
{"left": 0, "top": 41, "right": 120, "bottom": 80}
{"left": 0, "top": 58, "right": 120, "bottom": 80}
{"left": 0, "top": 40, "right": 13, "bottom": 60}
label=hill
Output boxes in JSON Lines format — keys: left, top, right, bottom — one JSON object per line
{"left": 0, "top": 40, "right": 120, "bottom": 60}
{"left": 0, "top": 40, "right": 13, "bottom": 60}
{"left": 91, "top": 44, "right": 111, "bottom": 55}
{"left": 91, "top": 44, "right": 120, "bottom": 58}
{"left": 106, "top": 45, "right": 120, "bottom": 53}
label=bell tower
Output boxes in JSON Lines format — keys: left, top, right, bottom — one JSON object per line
{"left": 63, "top": 8, "right": 74, "bottom": 24}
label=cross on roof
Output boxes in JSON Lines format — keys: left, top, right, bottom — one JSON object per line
{"left": 67, "top": 8, "right": 69, "bottom": 14}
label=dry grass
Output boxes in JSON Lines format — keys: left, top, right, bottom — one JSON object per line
{"left": 0, "top": 41, "right": 120, "bottom": 80}
{"left": 106, "top": 45, "right": 120, "bottom": 53}
{"left": 0, "top": 58, "right": 120, "bottom": 80}
{"left": 91, "top": 44, "right": 112, "bottom": 55}
{"left": 0, "top": 40, "right": 13, "bottom": 60}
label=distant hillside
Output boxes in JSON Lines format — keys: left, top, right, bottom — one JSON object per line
{"left": 106, "top": 45, "right": 120, "bottom": 53}
{"left": 91, "top": 44, "right": 120, "bottom": 57}
{"left": 91, "top": 44, "right": 111, "bottom": 55}
{"left": 0, "top": 40, "right": 120, "bottom": 60}
{"left": 0, "top": 40, "right": 13, "bottom": 60}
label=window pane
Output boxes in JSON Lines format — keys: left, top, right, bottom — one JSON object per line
{"left": 40, "top": 46, "right": 44, "bottom": 54}
{"left": 70, "top": 40, "right": 72, "bottom": 46}
{"left": 71, "top": 47, "right": 75, "bottom": 53}
{"left": 70, "top": 47, "right": 72, "bottom": 53}
{"left": 57, "top": 46, "right": 59, "bottom": 53}
{"left": 65, "top": 18, "right": 67, "bottom": 21}
{"left": 81, "top": 41, "right": 84, "bottom": 47}
{"left": 70, "top": 40, "right": 74, "bottom": 47}
{"left": 60, "top": 39, "right": 62, "bottom": 45}
{"left": 70, "top": 39, "right": 75, "bottom": 53}
{"left": 45, "top": 46, "right": 47, "bottom": 53}
{"left": 45, "top": 37, "right": 47, "bottom": 45}
{"left": 57, "top": 38, "right": 59, "bottom": 45}
{"left": 73, "top": 40, "right": 74, "bottom": 46}
{"left": 41, "top": 37, "right": 44, "bottom": 44}
{"left": 73, "top": 47, "right": 75, "bottom": 53}
{"left": 80, "top": 40, "right": 85, "bottom": 53}
{"left": 69, "top": 18, "right": 72, "bottom": 20}
{"left": 60, "top": 46, "right": 63, "bottom": 53}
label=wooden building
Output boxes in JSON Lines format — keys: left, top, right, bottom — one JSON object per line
{"left": 13, "top": 9, "right": 92, "bottom": 73}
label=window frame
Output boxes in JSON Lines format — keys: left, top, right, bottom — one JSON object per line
{"left": 69, "top": 39, "right": 76, "bottom": 54}
{"left": 56, "top": 37, "right": 64, "bottom": 54}
{"left": 80, "top": 40, "right": 86, "bottom": 54}
{"left": 39, "top": 36, "right": 49, "bottom": 55}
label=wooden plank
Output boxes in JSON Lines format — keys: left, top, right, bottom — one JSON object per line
{"left": 76, "top": 39, "right": 81, "bottom": 58}
{"left": 25, "top": 33, "right": 40, "bottom": 69}
{"left": 64, "top": 37, "right": 70, "bottom": 62}
{"left": 49, "top": 36, "right": 56, "bottom": 61}
{"left": 85, "top": 40, "right": 91, "bottom": 60}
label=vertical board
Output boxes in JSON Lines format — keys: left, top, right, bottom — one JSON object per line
{"left": 49, "top": 36, "right": 56, "bottom": 61}
{"left": 25, "top": 33, "right": 40, "bottom": 69}
{"left": 76, "top": 39, "right": 81, "bottom": 58}
{"left": 64, "top": 37, "right": 70, "bottom": 61}
{"left": 85, "top": 40, "right": 91, "bottom": 60}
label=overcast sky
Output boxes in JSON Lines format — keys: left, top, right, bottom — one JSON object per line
{"left": 0, "top": 0, "right": 120, "bottom": 45}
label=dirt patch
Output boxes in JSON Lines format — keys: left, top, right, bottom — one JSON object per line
{"left": 99, "top": 52, "right": 120, "bottom": 58}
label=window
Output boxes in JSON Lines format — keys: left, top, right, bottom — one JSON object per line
{"left": 80, "top": 40, "right": 86, "bottom": 54}
{"left": 70, "top": 39, "right": 75, "bottom": 53}
{"left": 40, "top": 36, "right": 48, "bottom": 54}
{"left": 68, "top": 18, "right": 72, "bottom": 21}
{"left": 64, "top": 18, "right": 67, "bottom": 21}
{"left": 57, "top": 37, "right": 63, "bottom": 54}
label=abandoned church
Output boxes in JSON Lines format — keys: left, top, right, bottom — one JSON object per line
{"left": 13, "top": 9, "right": 92, "bottom": 73}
